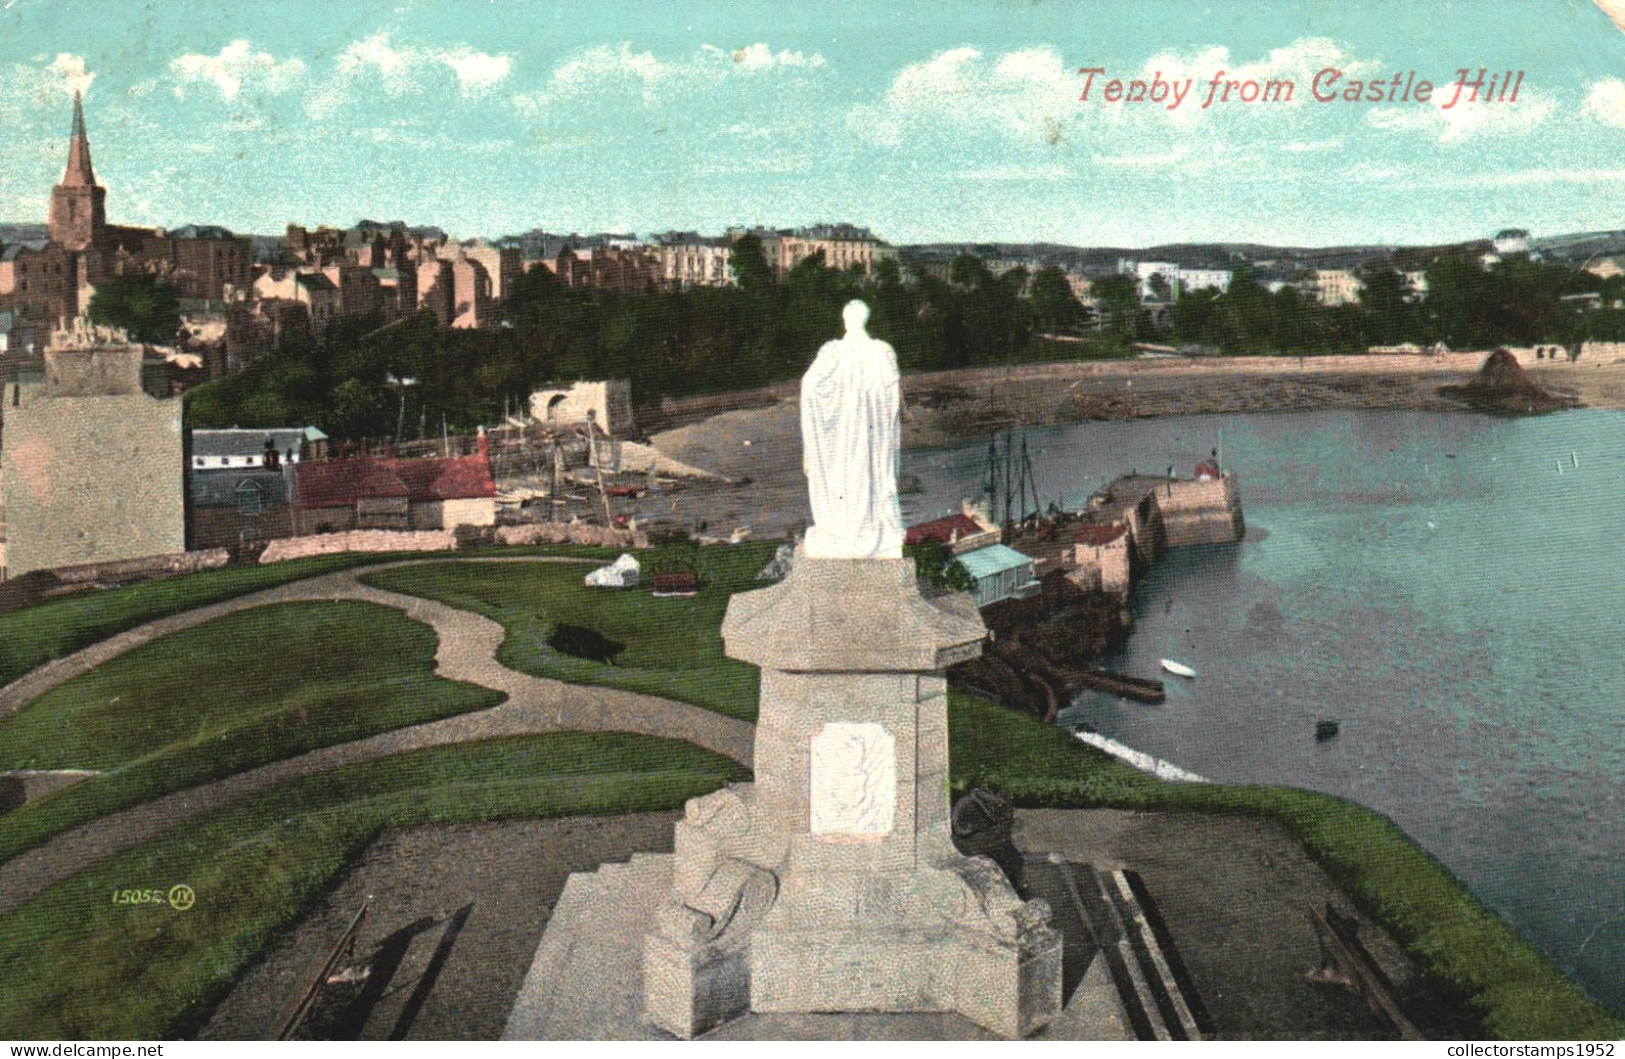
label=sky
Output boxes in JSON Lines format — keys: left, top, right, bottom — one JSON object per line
{"left": 2, "top": 0, "right": 1625, "bottom": 247}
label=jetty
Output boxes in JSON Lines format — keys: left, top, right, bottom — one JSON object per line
{"left": 945, "top": 451, "right": 1246, "bottom": 719}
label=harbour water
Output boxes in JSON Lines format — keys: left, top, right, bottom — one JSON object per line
{"left": 902, "top": 408, "right": 1625, "bottom": 1016}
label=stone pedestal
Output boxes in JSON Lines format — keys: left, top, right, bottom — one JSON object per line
{"left": 642, "top": 556, "right": 1063, "bottom": 1039}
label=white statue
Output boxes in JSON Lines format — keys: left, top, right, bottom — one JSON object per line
{"left": 800, "top": 300, "right": 904, "bottom": 559}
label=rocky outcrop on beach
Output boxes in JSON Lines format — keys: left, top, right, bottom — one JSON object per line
{"left": 1440, "top": 349, "right": 1580, "bottom": 414}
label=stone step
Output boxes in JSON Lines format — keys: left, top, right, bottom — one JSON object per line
{"left": 1092, "top": 865, "right": 1212, "bottom": 1041}
{"left": 504, "top": 854, "right": 676, "bottom": 1040}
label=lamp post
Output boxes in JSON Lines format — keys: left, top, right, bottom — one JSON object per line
{"left": 385, "top": 373, "right": 417, "bottom": 444}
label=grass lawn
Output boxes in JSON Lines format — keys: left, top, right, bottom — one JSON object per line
{"left": 0, "top": 554, "right": 414, "bottom": 688}
{"left": 0, "top": 732, "right": 746, "bottom": 1039}
{"left": 363, "top": 542, "right": 776, "bottom": 722}
{"left": 0, "top": 545, "right": 618, "bottom": 691}
{"left": 0, "top": 602, "right": 504, "bottom": 865}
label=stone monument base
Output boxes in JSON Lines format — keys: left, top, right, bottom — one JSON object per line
{"left": 503, "top": 852, "right": 1130, "bottom": 1041}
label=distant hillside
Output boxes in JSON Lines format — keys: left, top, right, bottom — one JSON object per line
{"left": 900, "top": 237, "right": 1497, "bottom": 274}
{"left": 0, "top": 224, "right": 47, "bottom": 245}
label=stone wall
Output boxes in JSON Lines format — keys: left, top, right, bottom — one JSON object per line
{"left": 1152, "top": 476, "right": 1245, "bottom": 548}
{"left": 50, "top": 549, "right": 229, "bottom": 584}
{"left": 2, "top": 389, "right": 186, "bottom": 577}
{"left": 259, "top": 529, "right": 455, "bottom": 562}
{"left": 1580, "top": 340, "right": 1625, "bottom": 363}
{"left": 496, "top": 522, "right": 647, "bottom": 549}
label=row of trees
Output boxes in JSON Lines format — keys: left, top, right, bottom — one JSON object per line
{"left": 1115, "top": 254, "right": 1617, "bottom": 355}
{"left": 145, "top": 244, "right": 1623, "bottom": 441}
{"left": 183, "top": 246, "right": 1100, "bottom": 438}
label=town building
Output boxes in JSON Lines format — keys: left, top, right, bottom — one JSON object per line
{"left": 1118, "top": 259, "right": 1233, "bottom": 301}
{"left": 904, "top": 506, "right": 1001, "bottom": 556}
{"left": 651, "top": 232, "right": 734, "bottom": 288}
{"left": 186, "top": 427, "right": 327, "bottom": 551}
{"left": 1071, "top": 522, "right": 1131, "bottom": 599}
{"left": 777, "top": 224, "right": 895, "bottom": 280}
{"left": 190, "top": 427, "right": 322, "bottom": 470}
{"left": 450, "top": 252, "right": 495, "bottom": 329}
{"left": 416, "top": 258, "right": 456, "bottom": 327}
{"left": 1300, "top": 268, "right": 1363, "bottom": 307}
{"left": 0, "top": 94, "right": 249, "bottom": 330}
{"left": 292, "top": 439, "right": 497, "bottom": 535}
{"left": 251, "top": 269, "right": 341, "bottom": 332}
{"left": 955, "top": 543, "right": 1037, "bottom": 608}
{"left": 447, "top": 240, "right": 521, "bottom": 303}
{"left": 550, "top": 245, "right": 659, "bottom": 291}
{"left": 0, "top": 320, "right": 184, "bottom": 578}
{"left": 1493, "top": 228, "right": 1531, "bottom": 256}
{"left": 529, "top": 380, "right": 636, "bottom": 436}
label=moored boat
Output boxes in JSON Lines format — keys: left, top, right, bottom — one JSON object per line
{"left": 1160, "top": 658, "right": 1196, "bottom": 678}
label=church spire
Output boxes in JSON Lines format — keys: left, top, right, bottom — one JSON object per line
{"left": 48, "top": 89, "right": 106, "bottom": 250}
{"left": 61, "top": 90, "right": 97, "bottom": 189}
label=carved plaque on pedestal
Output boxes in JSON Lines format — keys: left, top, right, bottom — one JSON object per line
{"left": 809, "top": 722, "right": 896, "bottom": 837}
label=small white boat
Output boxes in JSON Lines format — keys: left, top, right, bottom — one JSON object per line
{"left": 1160, "top": 659, "right": 1196, "bottom": 679}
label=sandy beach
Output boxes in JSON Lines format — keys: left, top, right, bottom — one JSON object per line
{"left": 646, "top": 352, "right": 1625, "bottom": 540}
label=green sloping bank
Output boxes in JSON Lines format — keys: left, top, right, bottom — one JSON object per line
{"left": 0, "top": 546, "right": 615, "bottom": 689}
{"left": 0, "top": 733, "right": 748, "bottom": 1040}
{"left": 950, "top": 690, "right": 1625, "bottom": 1041}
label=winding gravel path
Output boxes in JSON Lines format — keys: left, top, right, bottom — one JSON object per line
{"left": 0, "top": 557, "right": 755, "bottom": 916}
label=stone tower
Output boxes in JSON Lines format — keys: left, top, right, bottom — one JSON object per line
{"left": 47, "top": 92, "right": 107, "bottom": 252}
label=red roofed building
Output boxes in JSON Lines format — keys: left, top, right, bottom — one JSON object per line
{"left": 904, "top": 506, "right": 1000, "bottom": 555}
{"left": 294, "top": 441, "right": 496, "bottom": 535}
{"left": 1073, "top": 524, "right": 1127, "bottom": 547}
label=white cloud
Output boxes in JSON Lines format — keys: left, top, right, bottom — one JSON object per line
{"left": 0, "top": 53, "right": 93, "bottom": 126}
{"left": 548, "top": 43, "right": 669, "bottom": 97}
{"left": 309, "top": 33, "right": 512, "bottom": 116}
{"left": 1444, "top": 166, "right": 1625, "bottom": 188}
{"left": 439, "top": 47, "right": 512, "bottom": 95}
{"left": 848, "top": 37, "right": 1376, "bottom": 147}
{"left": 954, "top": 162, "right": 1072, "bottom": 182}
{"left": 721, "top": 43, "right": 825, "bottom": 71}
{"left": 47, "top": 53, "right": 94, "bottom": 97}
{"left": 516, "top": 41, "right": 825, "bottom": 118}
{"left": 1367, "top": 89, "right": 1554, "bottom": 143}
{"left": 848, "top": 45, "right": 1077, "bottom": 147}
{"left": 1583, "top": 77, "right": 1625, "bottom": 127}
{"left": 169, "top": 41, "right": 305, "bottom": 101}
{"left": 1092, "top": 146, "right": 1193, "bottom": 167}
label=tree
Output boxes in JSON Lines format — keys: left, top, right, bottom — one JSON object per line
{"left": 1357, "top": 262, "right": 1410, "bottom": 345}
{"left": 86, "top": 273, "right": 181, "bottom": 344}
{"left": 904, "top": 541, "right": 974, "bottom": 592}
{"left": 1147, "top": 272, "right": 1173, "bottom": 303}
{"left": 1030, "top": 265, "right": 1084, "bottom": 334}
{"left": 1092, "top": 274, "right": 1140, "bottom": 333}
{"left": 949, "top": 253, "right": 993, "bottom": 289}
{"left": 729, "top": 233, "right": 773, "bottom": 291}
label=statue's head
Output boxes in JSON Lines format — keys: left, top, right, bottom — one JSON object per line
{"left": 842, "top": 299, "right": 871, "bottom": 335}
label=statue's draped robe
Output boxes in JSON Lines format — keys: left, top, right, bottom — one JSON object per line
{"left": 800, "top": 333, "right": 904, "bottom": 558}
